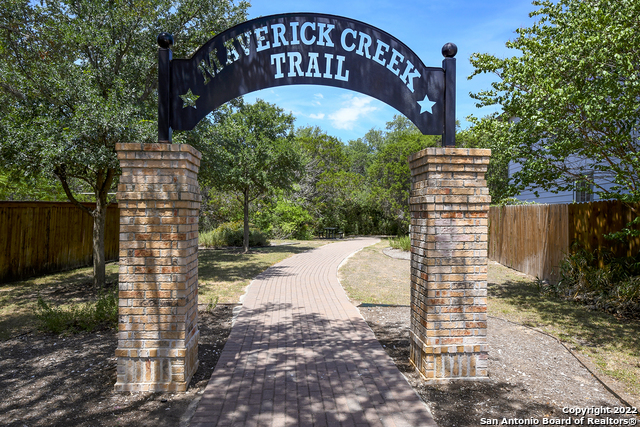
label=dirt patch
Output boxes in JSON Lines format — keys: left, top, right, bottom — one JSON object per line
{"left": 0, "top": 305, "right": 234, "bottom": 427}
{"left": 360, "top": 305, "right": 638, "bottom": 427}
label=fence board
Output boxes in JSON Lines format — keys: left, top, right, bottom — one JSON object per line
{"left": 489, "top": 204, "right": 569, "bottom": 282}
{"left": 0, "top": 202, "right": 119, "bottom": 283}
{"left": 489, "top": 200, "right": 640, "bottom": 283}
{"left": 569, "top": 201, "right": 640, "bottom": 260}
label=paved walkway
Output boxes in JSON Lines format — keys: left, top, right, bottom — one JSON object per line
{"left": 190, "top": 238, "right": 437, "bottom": 427}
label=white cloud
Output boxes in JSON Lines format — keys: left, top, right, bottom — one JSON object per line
{"left": 314, "top": 93, "right": 324, "bottom": 99}
{"left": 309, "top": 113, "right": 325, "bottom": 119}
{"left": 328, "top": 95, "right": 379, "bottom": 130}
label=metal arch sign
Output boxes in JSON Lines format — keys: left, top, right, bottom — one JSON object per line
{"left": 157, "top": 13, "right": 457, "bottom": 145}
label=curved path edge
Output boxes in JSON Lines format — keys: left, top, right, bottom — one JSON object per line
{"left": 190, "top": 237, "right": 437, "bottom": 427}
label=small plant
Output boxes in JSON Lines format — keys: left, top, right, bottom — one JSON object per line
{"left": 36, "top": 286, "right": 119, "bottom": 334}
{"left": 205, "top": 295, "right": 219, "bottom": 313}
{"left": 389, "top": 235, "right": 411, "bottom": 252}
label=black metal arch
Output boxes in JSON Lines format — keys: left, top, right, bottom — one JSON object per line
{"left": 158, "top": 13, "right": 456, "bottom": 145}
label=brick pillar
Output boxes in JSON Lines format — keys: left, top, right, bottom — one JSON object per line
{"left": 114, "top": 143, "right": 201, "bottom": 392}
{"left": 408, "top": 147, "right": 491, "bottom": 381}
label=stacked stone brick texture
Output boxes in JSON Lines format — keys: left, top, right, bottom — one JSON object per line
{"left": 408, "top": 147, "right": 491, "bottom": 381}
{"left": 115, "top": 143, "right": 201, "bottom": 392}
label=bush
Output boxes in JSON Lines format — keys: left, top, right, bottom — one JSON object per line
{"left": 552, "top": 245, "right": 640, "bottom": 317}
{"left": 199, "top": 220, "right": 269, "bottom": 248}
{"left": 255, "top": 199, "right": 314, "bottom": 240}
{"left": 389, "top": 235, "right": 411, "bottom": 251}
{"left": 36, "top": 286, "right": 119, "bottom": 334}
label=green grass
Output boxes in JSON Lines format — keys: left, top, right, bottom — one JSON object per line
{"left": 35, "top": 287, "right": 118, "bottom": 334}
{"left": 486, "top": 262, "right": 640, "bottom": 397}
{"left": 338, "top": 240, "right": 410, "bottom": 306}
{"left": 388, "top": 235, "right": 411, "bottom": 252}
{"left": 0, "top": 240, "right": 327, "bottom": 340}
{"left": 0, "top": 263, "right": 119, "bottom": 340}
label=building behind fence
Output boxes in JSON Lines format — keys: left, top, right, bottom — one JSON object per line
{"left": 489, "top": 200, "right": 640, "bottom": 283}
{"left": 0, "top": 202, "right": 119, "bottom": 283}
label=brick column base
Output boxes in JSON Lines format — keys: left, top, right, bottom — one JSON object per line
{"left": 408, "top": 147, "right": 491, "bottom": 382}
{"left": 114, "top": 143, "right": 201, "bottom": 392}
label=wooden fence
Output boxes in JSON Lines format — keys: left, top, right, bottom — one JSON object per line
{"left": 489, "top": 200, "right": 640, "bottom": 283}
{"left": 0, "top": 202, "right": 119, "bottom": 283}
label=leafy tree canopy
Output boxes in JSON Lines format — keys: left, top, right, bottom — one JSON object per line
{"left": 367, "top": 116, "right": 438, "bottom": 230}
{"left": 0, "top": 0, "right": 249, "bottom": 286}
{"left": 469, "top": 0, "right": 640, "bottom": 204}
{"left": 184, "top": 99, "right": 301, "bottom": 252}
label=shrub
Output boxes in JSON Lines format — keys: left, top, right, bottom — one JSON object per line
{"left": 255, "top": 199, "right": 314, "bottom": 240}
{"left": 389, "top": 235, "right": 411, "bottom": 252}
{"left": 36, "top": 286, "right": 119, "bottom": 334}
{"left": 199, "top": 221, "right": 269, "bottom": 248}
{"left": 553, "top": 245, "right": 640, "bottom": 317}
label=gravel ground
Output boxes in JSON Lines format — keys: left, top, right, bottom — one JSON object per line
{"left": 360, "top": 305, "right": 638, "bottom": 427}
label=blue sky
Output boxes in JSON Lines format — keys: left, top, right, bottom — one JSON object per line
{"left": 241, "top": 0, "right": 537, "bottom": 142}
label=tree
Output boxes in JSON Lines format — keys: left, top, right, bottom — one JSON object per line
{"left": 469, "top": 0, "right": 640, "bottom": 206}
{"left": 186, "top": 99, "right": 301, "bottom": 253}
{"left": 457, "top": 117, "right": 515, "bottom": 204}
{"left": 294, "top": 126, "right": 350, "bottom": 219}
{"left": 0, "top": 0, "right": 248, "bottom": 288}
{"left": 0, "top": 168, "right": 70, "bottom": 201}
{"left": 344, "top": 138, "right": 374, "bottom": 176}
{"left": 294, "top": 127, "right": 378, "bottom": 235}
{"left": 366, "top": 116, "right": 438, "bottom": 233}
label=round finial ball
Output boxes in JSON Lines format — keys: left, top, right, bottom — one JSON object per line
{"left": 157, "top": 32, "right": 174, "bottom": 49}
{"left": 442, "top": 42, "right": 458, "bottom": 58}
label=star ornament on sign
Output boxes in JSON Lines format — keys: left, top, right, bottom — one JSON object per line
{"left": 417, "top": 94, "right": 436, "bottom": 114}
{"left": 179, "top": 88, "right": 199, "bottom": 109}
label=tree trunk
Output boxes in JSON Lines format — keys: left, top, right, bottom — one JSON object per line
{"left": 92, "top": 167, "right": 115, "bottom": 290}
{"left": 55, "top": 166, "right": 114, "bottom": 290}
{"left": 243, "top": 188, "right": 250, "bottom": 253}
{"left": 92, "top": 195, "right": 107, "bottom": 290}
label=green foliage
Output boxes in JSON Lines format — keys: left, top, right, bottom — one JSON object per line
{"left": 290, "top": 117, "right": 439, "bottom": 237}
{"left": 185, "top": 99, "right": 301, "bottom": 252}
{"left": 0, "top": 168, "right": 70, "bottom": 201}
{"left": 492, "top": 197, "right": 537, "bottom": 207}
{"left": 189, "top": 99, "right": 300, "bottom": 195}
{"left": 1, "top": 0, "right": 248, "bottom": 183}
{"left": 551, "top": 246, "right": 640, "bottom": 317}
{"left": 605, "top": 216, "right": 640, "bottom": 243}
{"left": 366, "top": 116, "right": 438, "bottom": 232}
{"left": 0, "top": 0, "right": 249, "bottom": 285}
{"left": 294, "top": 126, "right": 394, "bottom": 236}
{"left": 457, "top": 118, "right": 516, "bottom": 204}
{"left": 255, "top": 198, "right": 314, "bottom": 240}
{"left": 388, "top": 235, "right": 411, "bottom": 251}
{"left": 198, "top": 187, "right": 244, "bottom": 232}
{"left": 35, "top": 287, "right": 118, "bottom": 334}
{"left": 469, "top": 0, "right": 640, "bottom": 204}
{"left": 204, "top": 295, "right": 219, "bottom": 314}
{"left": 199, "top": 221, "right": 269, "bottom": 248}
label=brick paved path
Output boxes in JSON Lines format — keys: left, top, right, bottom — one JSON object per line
{"left": 190, "top": 238, "right": 437, "bottom": 427}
